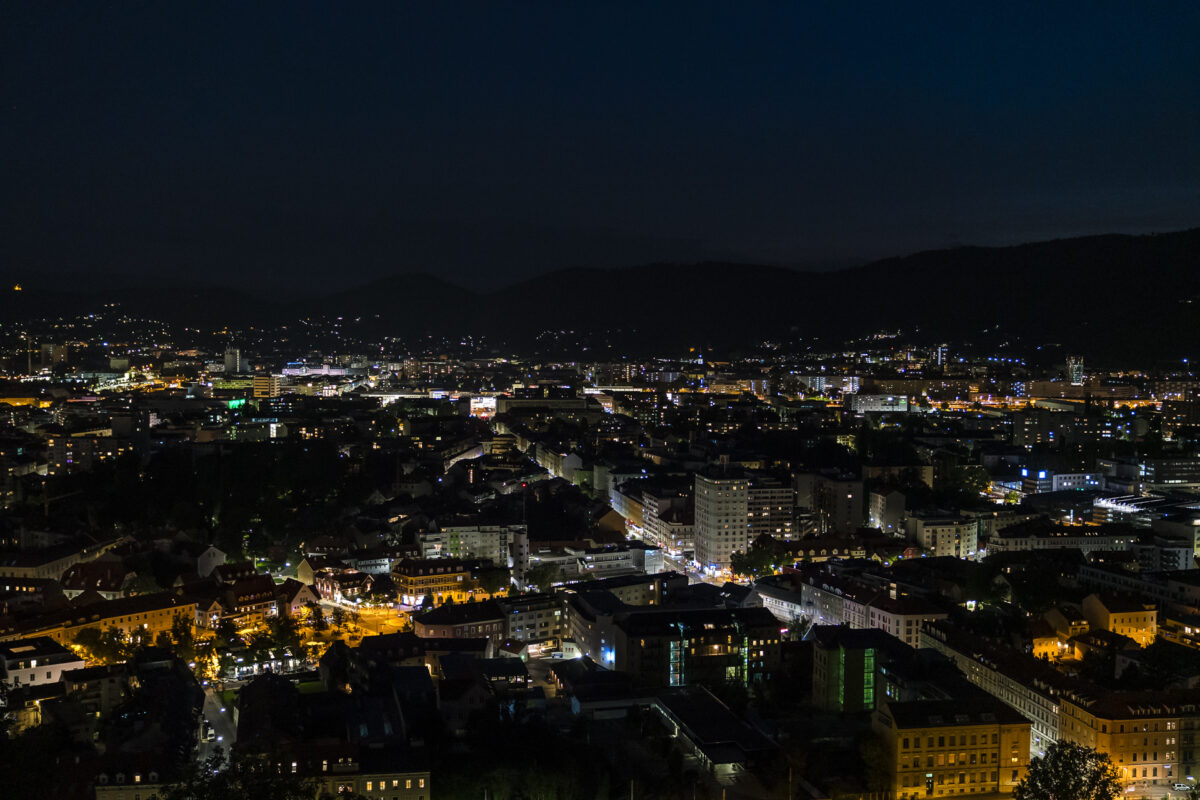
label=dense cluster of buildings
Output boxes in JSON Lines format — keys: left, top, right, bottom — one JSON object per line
{"left": 5, "top": 327, "right": 1200, "bottom": 797}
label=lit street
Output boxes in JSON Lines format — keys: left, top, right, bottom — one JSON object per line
{"left": 663, "top": 553, "right": 723, "bottom": 587}
{"left": 318, "top": 599, "right": 409, "bottom": 637}
{"left": 197, "top": 687, "right": 237, "bottom": 766}
{"left": 1122, "top": 780, "right": 1196, "bottom": 799}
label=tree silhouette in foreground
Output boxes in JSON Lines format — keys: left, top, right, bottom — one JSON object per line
{"left": 1013, "top": 740, "right": 1121, "bottom": 800}
{"left": 153, "top": 748, "right": 312, "bottom": 800}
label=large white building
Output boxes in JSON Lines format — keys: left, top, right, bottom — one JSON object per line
{"left": 905, "top": 515, "right": 980, "bottom": 560}
{"left": 572, "top": 543, "right": 663, "bottom": 579}
{"left": 638, "top": 486, "right": 694, "bottom": 557}
{"left": 846, "top": 394, "right": 910, "bottom": 414}
{"left": 695, "top": 471, "right": 800, "bottom": 571}
{"left": 0, "top": 636, "right": 85, "bottom": 688}
{"left": 419, "top": 524, "right": 524, "bottom": 567}
{"left": 694, "top": 472, "right": 750, "bottom": 572}
{"left": 986, "top": 524, "right": 1137, "bottom": 556}
{"left": 754, "top": 572, "right": 946, "bottom": 649}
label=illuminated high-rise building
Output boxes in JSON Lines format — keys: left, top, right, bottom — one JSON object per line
{"left": 694, "top": 471, "right": 749, "bottom": 573}
{"left": 694, "top": 470, "right": 796, "bottom": 572}
{"left": 224, "top": 345, "right": 244, "bottom": 374}
{"left": 1067, "top": 356, "right": 1084, "bottom": 386}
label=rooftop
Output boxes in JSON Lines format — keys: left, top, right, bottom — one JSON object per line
{"left": 616, "top": 606, "right": 780, "bottom": 637}
{"left": 654, "top": 688, "right": 778, "bottom": 762}
{"left": 0, "top": 635, "right": 74, "bottom": 661}
{"left": 884, "top": 697, "right": 1029, "bottom": 729}
{"left": 412, "top": 599, "right": 504, "bottom": 626}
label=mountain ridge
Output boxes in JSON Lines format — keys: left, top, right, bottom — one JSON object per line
{"left": 2, "top": 227, "right": 1198, "bottom": 361}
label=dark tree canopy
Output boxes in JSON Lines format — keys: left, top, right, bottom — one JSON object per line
{"left": 1014, "top": 740, "right": 1121, "bottom": 800}
{"left": 730, "top": 534, "right": 787, "bottom": 579}
{"left": 523, "top": 563, "right": 561, "bottom": 592}
{"left": 476, "top": 567, "right": 511, "bottom": 595}
{"left": 152, "top": 748, "right": 314, "bottom": 800}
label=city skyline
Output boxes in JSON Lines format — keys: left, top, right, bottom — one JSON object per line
{"left": 4, "top": 4, "right": 1200, "bottom": 800}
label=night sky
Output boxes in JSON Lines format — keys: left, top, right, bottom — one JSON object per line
{"left": 3, "top": 2, "right": 1198, "bottom": 293}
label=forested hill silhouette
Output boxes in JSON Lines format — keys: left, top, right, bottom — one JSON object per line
{"left": 3, "top": 228, "right": 1198, "bottom": 361}
{"left": 314, "top": 228, "right": 1200, "bottom": 360}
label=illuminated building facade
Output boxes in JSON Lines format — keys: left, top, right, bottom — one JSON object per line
{"left": 872, "top": 698, "right": 1031, "bottom": 800}
{"left": 391, "top": 559, "right": 473, "bottom": 606}
{"left": 694, "top": 472, "right": 749, "bottom": 572}
{"left": 252, "top": 374, "right": 282, "bottom": 398}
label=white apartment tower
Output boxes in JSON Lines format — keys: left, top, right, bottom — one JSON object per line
{"left": 694, "top": 473, "right": 749, "bottom": 573}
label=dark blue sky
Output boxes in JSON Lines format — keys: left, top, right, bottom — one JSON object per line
{"left": 2, "top": 1, "right": 1198, "bottom": 291}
